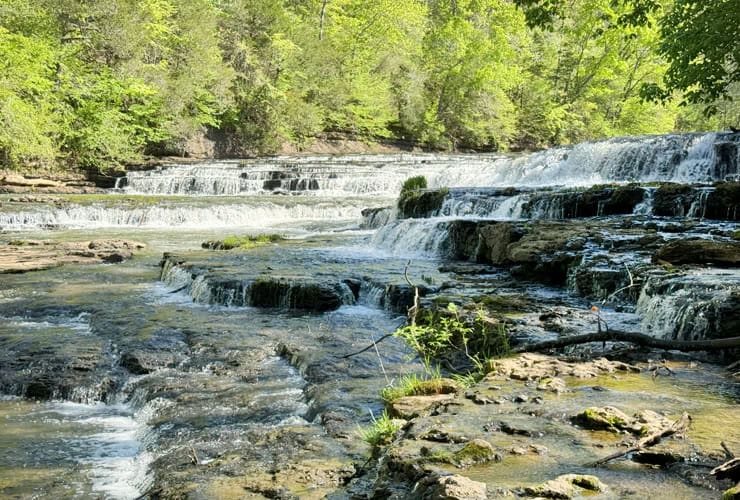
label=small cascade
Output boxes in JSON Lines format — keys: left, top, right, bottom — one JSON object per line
{"left": 358, "top": 281, "right": 386, "bottom": 307}
{"left": 637, "top": 270, "right": 740, "bottom": 341}
{"left": 361, "top": 206, "right": 395, "bottom": 229}
{"left": 522, "top": 195, "right": 567, "bottom": 220}
{"left": 673, "top": 133, "right": 718, "bottom": 181}
{"left": 687, "top": 187, "right": 713, "bottom": 218}
{"left": 0, "top": 399, "right": 153, "bottom": 500}
{"left": 370, "top": 219, "right": 451, "bottom": 258}
{"left": 0, "top": 198, "right": 375, "bottom": 230}
{"left": 160, "top": 258, "right": 356, "bottom": 311}
{"left": 436, "top": 189, "right": 513, "bottom": 218}
{"left": 490, "top": 194, "right": 528, "bottom": 219}
{"left": 633, "top": 187, "right": 656, "bottom": 215}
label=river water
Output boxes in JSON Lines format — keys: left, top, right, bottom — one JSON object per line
{"left": 0, "top": 132, "right": 738, "bottom": 498}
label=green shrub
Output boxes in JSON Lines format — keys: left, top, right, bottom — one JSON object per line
{"left": 400, "top": 175, "right": 427, "bottom": 194}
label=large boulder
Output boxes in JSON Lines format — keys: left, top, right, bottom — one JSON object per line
{"left": 653, "top": 183, "right": 695, "bottom": 216}
{"left": 705, "top": 182, "right": 740, "bottom": 220}
{"left": 398, "top": 188, "right": 449, "bottom": 219}
{"left": 415, "top": 474, "right": 487, "bottom": 500}
{"left": 477, "top": 222, "right": 525, "bottom": 264}
{"left": 523, "top": 185, "right": 644, "bottom": 219}
{"left": 653, "top": 240, "right": 740, "bottom": 266}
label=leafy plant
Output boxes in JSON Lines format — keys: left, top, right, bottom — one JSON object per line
{"left": 358, "top": 410, "right": 403, "bottom": 448}
{"left": 400, "top": 175, "right": 428, "bottom": 194}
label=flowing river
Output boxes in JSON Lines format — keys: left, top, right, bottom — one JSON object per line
{"left": 0, "top": 132, "right": 738, "bottom": 498}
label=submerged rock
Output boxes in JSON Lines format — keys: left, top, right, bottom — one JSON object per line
{"left": 572, "top": 406, "right": 670, "bottom": 435}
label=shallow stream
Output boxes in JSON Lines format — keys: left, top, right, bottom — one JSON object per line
{"left": 0, "top": 133, "right": 738, "bottom": 498}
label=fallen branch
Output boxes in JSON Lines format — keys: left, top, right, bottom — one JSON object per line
{"left": 711, "top": 457, "right": 740, "bottom": 481}
{"left": 337, "top": 333, "right": 394, "bottom": 359}
{"left": 587, "top": 412, "right": 691, "bottom": 467}
{"left": 339, "top": 262, "right": 420, "bottom": 360}
{"left": 513, "top": 330, "right": 740, "bottom": 353}
{"left": 403, "top": 260, "right": 419, "bottom": 326}
{"left": 722, "top": 441, "right": 736, "bottom": 460}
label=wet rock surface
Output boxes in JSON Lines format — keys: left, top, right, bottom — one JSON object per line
{"left": 0, "top": 239, "right": 145, "bottom": 273}
{"left": 359, "top": 354, "right": 739, "bottom": 499}
{"left": 1, "top": 142, "right": 740, "bottom": 498}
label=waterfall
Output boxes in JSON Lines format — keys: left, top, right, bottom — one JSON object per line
{"left": 636, "top": 270, "right": 740, "bottom": 341}
{"left": 370, "top": 219, "right": 451, "bottom": 258}
{"left": 119, "top": 132, "right": 740, "bottom": 197}
{"left": 0, "top": 198, "right": 379, "bottom": 230}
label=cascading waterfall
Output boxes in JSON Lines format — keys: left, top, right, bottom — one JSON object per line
{"left": 119, "top": 132, "right": 740, "bottom": 197}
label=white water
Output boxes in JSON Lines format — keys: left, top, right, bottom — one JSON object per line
{"left": 637, "top": 269, "right": 740, "bottom": 341}
{"left": 120, "top": 132, "right": 737, "bottom": 197}
{"left": 0, "top": 198, "right": 379, "bottom": 230}
{"left": 0, "top": 399, "right": 152, "bottom": 499}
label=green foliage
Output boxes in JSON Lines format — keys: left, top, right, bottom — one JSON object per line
{"left": 400, "top": 175, "right": 428, "bottom": 194}
{"left": 203, "top": 234, "right": 283, "bottom": 250}
{"left": 0, "top": 0, "right": 733, "bottom": 170}
{"left": 358, "top": 410, "right": 402, "bottom": 447}
{"left": 394, "top": 303, "right": 471, "bottom": 361}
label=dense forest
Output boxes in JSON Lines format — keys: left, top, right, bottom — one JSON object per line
{"left": 0, "top": 0, "right": 738, "bottom": 170}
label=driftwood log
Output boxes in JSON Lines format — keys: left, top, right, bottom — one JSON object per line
{"left": 586, "top": 412, "right": 691, "bottom": 467}
{"left": 712, "top": 458, "right": 740, "bottom": 482}
{"left": 514, "top": 331, "right": 740, "bottom": 353}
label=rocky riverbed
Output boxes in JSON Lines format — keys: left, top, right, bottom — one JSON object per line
{"left": 0, "top": 133, "right": 738, "bottom": 499}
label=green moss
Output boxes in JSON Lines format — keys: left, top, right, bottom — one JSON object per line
{"left": 202, "top": 234, "right": 283, "bottom": 250}
{"left": 576, "top": 407, "right": 630, "bottom": 432}
{"left": 451, "top": 439, "right": 498, "bottom": 467}
{"left": 570, "top": 475, "right": 605, "bottom": 491}
{"left": 474, "top": 294, "right": 529, "bottom": 313}
{"left": 397, "top": 187, "right": 449, "bottom": 218}
{"left": 381, "top": 374, "right": 459, "bottom": 403}
{"left": 723, "top": 484, "right": 740, "bottom": 500}
{"left": 732, "top": 230, "right": 740, "bottom": 241}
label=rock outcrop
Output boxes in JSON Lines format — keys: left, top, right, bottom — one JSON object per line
{"left": 0, "top": 239, "right": 145, "bottom": 273}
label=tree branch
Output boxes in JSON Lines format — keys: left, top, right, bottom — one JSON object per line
{"left": 513, "top": 330, "right": 740, "bottom": 353}
{"left": 586, "top": 412, "right": 691, "bottom": 467}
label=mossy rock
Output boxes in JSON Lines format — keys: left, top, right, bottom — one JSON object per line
{"left": 653, "top": 183, "right": 694, "bottom": 216}
{"left": 572, "top": 406, "right": 633, "bottom": 433}
{"left": 522, "top": 474, "right": 607, "bottom": 499}
{"left": 474, "top": 294, "right": 531, "bottom": 313}
{"left": 202, "top": 234, "right": 283, "bottom": 250}
{"left": 451, "top": 439, "right": 500, "bottom": 468}
{"left": 397, "top": 188, "right": 449, "bottom": 219}
{"left": 409, "top": 378, "right": 462, "bottom": 396}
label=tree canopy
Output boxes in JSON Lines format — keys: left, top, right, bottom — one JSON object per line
{"left": 0, "top": 0, "right": 737, "bottom": 171}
